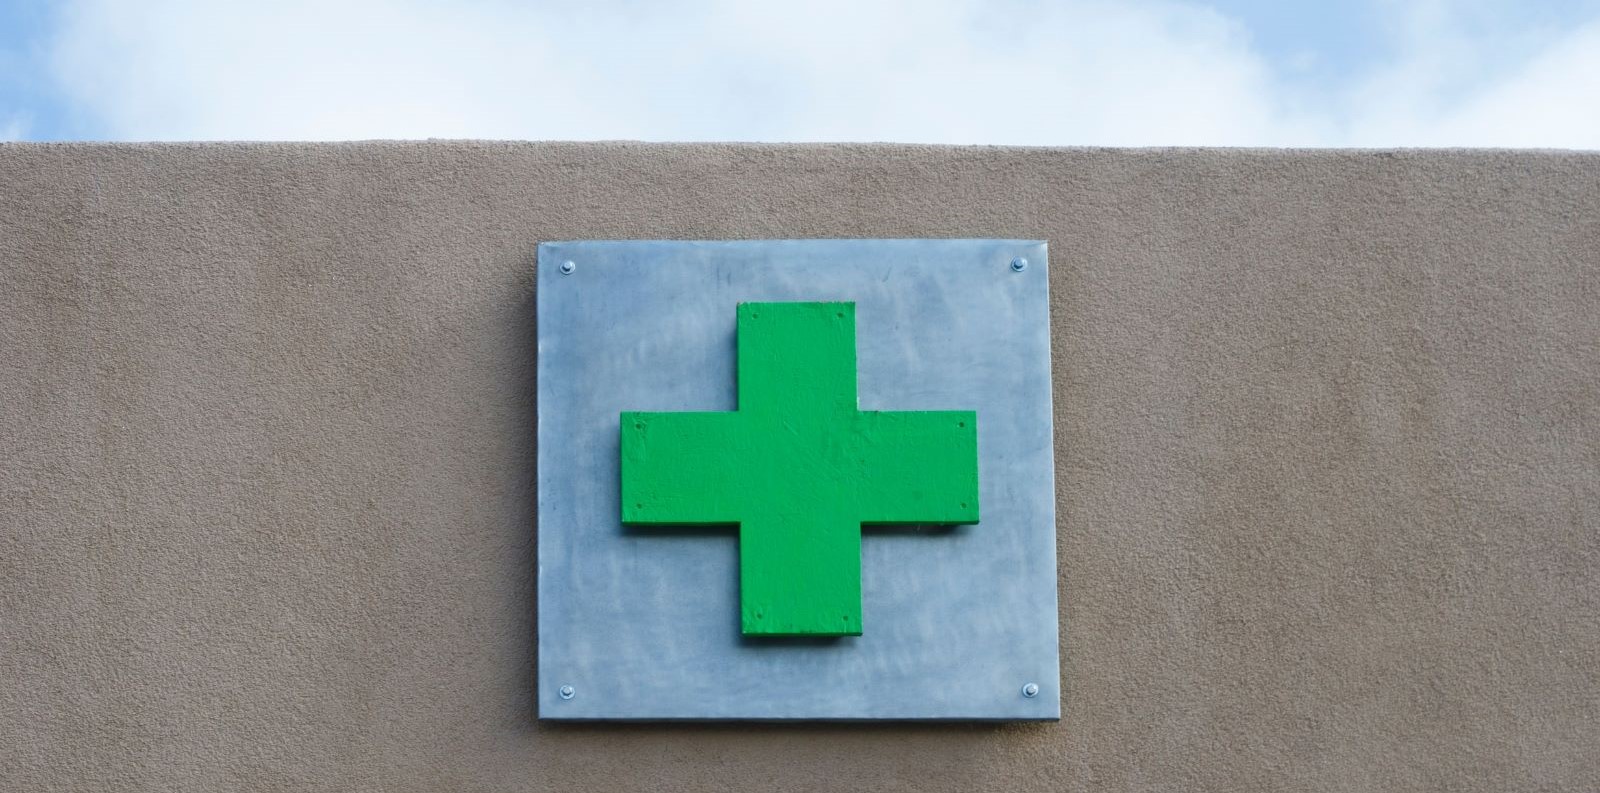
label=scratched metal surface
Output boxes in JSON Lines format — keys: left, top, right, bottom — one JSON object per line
{"left": 536, "top": 239, "right": 1059, "bottom": 720}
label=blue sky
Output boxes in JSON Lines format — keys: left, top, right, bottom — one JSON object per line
{"left": 3, "top": 0, "right": 1600, "bottom": 146}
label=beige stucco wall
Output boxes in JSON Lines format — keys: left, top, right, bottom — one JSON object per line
{"left": 2, "top": 142, "right": 1597, "bottom": 792}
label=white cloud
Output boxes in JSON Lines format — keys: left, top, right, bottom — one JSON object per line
{"left": 1341, "top": 8, "right": 1600, "bottom": 148}
{"left": 1437, "top": 24, "right": 1600, "bottom": 148}
{"left": 39, "top": 0, "right": 1600, "bottom": 147}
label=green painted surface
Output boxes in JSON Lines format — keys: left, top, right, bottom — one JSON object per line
{"left": 621, "top": 302, "right": 979, "bottom": 636}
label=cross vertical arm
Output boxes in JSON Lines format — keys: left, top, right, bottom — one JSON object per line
{"left": 737, "top": 301, "right": 857, "bottom": 417}
{"left": 738, "top": 509, "right": 864, "bottom": 637}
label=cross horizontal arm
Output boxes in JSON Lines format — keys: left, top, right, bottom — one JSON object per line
{"left": 621, "top": 411, "right": 746, "bottom": 525}
{"left": 854, "top": 410, "right": 979, "bottom": 525}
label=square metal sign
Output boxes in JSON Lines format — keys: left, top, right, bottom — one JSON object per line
{"left": 536, "top": 239, "right": 1059, "bottom": 720}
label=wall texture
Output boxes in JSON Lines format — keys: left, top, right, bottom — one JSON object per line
{"left": 1, "top": 142, "right": 1596, "bottom": 792}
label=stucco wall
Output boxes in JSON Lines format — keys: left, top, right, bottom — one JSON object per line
{"left": 2, "top": 142, "right": 1596, "bottom": 792}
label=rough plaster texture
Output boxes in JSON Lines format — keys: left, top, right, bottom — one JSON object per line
{"left": 1, "top": 142, "right": 1597, "bottom": 792}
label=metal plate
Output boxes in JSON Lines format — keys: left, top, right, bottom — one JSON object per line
{"left": 536, "top": 240, "right": 1059, "bottom": 720}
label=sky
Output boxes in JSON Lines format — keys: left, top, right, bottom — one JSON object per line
{"left": 2, "top": 0, "right": 1600, "bottom": 147}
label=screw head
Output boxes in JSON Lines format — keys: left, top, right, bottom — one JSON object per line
{"left": 1010, "top": 257, "right": 1028, "bottom": 272}
{"left": 1022, "top": 682, "right": 1040, "bottom": 698}
{"left": 559, "top": 685, "right": 575, "bottom": 700}
{"left": 559, "top": 261, "right": 576, "bottom": 275}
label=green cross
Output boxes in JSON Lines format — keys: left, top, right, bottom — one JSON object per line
{"left": 621, "top": 301, "right": 979, "bottom": 637}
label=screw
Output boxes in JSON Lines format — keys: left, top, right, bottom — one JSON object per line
{"left": 559, "top": 261, "right": 576, "bottom": 275}
{"left": 1010, "top": 257, "right": 1028, "bottom": 272}
{"left": 559, "top": 685, "right": 575, "bottom": 700}
{"left": 1022, "top": 683, "right": 1040, "bottom": 698}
